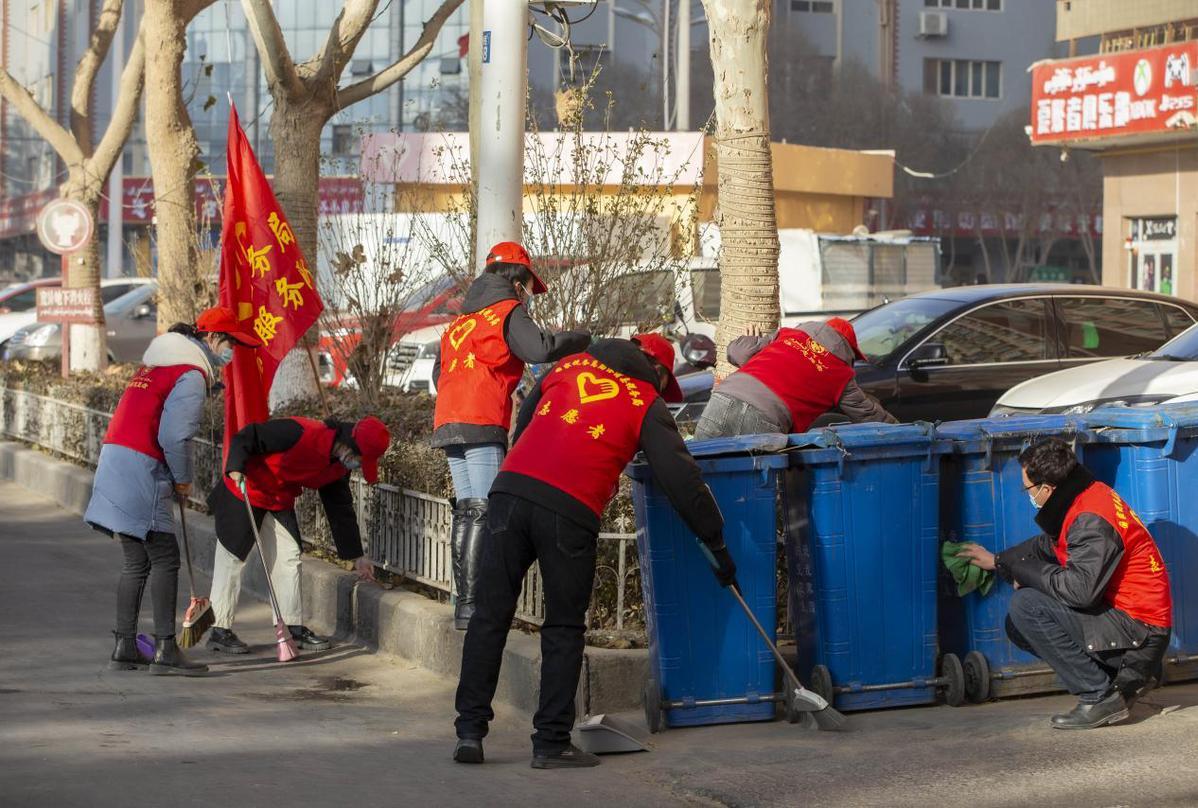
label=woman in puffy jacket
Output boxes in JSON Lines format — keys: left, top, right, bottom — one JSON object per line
{"left": 432, "top": 242, "right": 590, "bottom": 629}
{"left": 85, "top": 306, "right": 259, "bottom": 675}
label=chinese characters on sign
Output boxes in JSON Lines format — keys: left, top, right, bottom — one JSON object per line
{"left": 36, "top": 287, "right": 97, "bottom": 324}
{"left": 1030, "top": 42, "right": 1197, "bottom": 145}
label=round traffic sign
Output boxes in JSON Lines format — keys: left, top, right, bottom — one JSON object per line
{"left": 36, "top": 198, "right": 94, "bottom": 255}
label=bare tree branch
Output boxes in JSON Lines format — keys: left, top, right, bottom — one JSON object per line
{"left": 310, "top": 0, "right": 378, "bottom": 84}
{"left": 334, "top": 0, "right": 464, "bottom": 112}
{"left": 89, "top": 33, "right": 146, "bottom": 183}
{"left": 240, "top": 0, "right": 305, "bottom": 100}
{"left": 70, "top": 0, "right": 126, "bottom": 154}
{"left": 0, "top": 70, "right": 84, "bottom": 165}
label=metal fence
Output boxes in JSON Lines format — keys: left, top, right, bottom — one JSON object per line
{"left": 0, "top": 386, "right": 643, "bottom": 632}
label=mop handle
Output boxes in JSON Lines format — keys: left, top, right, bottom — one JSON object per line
{"left": 729, "top": 584, "right": 804, "bottom": 693}
{"left": 177, "top": 498, "right": 198, "bottom": 599}
{"left": 238, "top": 478, "right": 288, "bottom": 625}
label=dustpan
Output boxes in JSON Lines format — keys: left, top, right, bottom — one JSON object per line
{"left": 573, "top": 714, "right": 652, "bottom": 755}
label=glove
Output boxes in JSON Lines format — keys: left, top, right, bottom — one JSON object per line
{"left": 709, "top": 544, "right": 737, "bottom": 589}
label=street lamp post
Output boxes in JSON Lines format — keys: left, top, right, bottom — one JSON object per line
{"left": 613, "top": 0, "right": 705, "bottom": 131}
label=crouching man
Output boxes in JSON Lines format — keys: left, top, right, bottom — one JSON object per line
{"left": 957, "top": 438, "right": 1172, "bottom": 729}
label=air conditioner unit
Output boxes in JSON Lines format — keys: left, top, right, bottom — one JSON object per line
{"left": 918, "top": 11, "right": 948, "bottom": 37}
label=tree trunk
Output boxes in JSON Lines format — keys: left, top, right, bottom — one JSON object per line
{"left": 702, "top": 0, "right": 779, "bottom": 380}
{"left": 265, "top": 100, "right": 329, "bottom": 409}
{"left": 58, "top": 172, "right": 109, "bottom": 370}
{"left": 143, "top": 0, "right": 204, "bottom": 330}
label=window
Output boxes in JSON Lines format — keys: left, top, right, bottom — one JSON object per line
{"left": 924, "top": 0, "right": 1001, "bottom": 8}
{"left": 925, "top": 59, "right": 1001, "bottom": 98}
{"left": 0, "top": 289, "right": 38, "bottom": 313}
{"left": 1058, "top": 297, "right": 1169, "bottom": 359}
{"left": 690, "top": 269, "right": 720, "bottom": 320}
{"left": 1161, "top": 305, "right": 1196, "bottom": 338}
{"left": 852, "top": 296, "right": 960, "bottom": 363}
{"left": 791, "top": 0, "right": 833, "bottom": 11}
{"left": 926, "top": 299, "right": 1051, "bottom": 365}
{"left": 101, "top": 284, "right": 139, "bottom": 304}
{"left": 332, "top": 125, "right": 355, "bottom": 155}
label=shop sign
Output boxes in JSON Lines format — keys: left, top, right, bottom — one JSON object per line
{"left": 1030, "top": 41, "right": 1198, "bottom": 144}
{"left": 1131, "top": 217, "right": 1177, "bottom": 241}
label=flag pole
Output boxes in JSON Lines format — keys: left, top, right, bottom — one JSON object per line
{"left": 306, "top": 345, "right": 331, "bottom": 417}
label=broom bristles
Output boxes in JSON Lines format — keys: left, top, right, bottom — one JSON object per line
{"left": 274, "top": 622, "right": 299, "bottom": 663}
{"left": 177, "top": 599, "right": 214, "bottom": 648}
{"left": 812, "top": 704, "right": 850, "bottom": 732}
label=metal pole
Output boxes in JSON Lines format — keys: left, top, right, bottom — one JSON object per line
{"left": 676, "top": 0, "right": 688, "bottom": 131}
{"left": 106, "top": 10, "right": 124, "bottom": 279}
{"left": 661, "top": 0, "right": 670, "bottom": 129}
{"left": 60, "top": 254, "right": 69, "bottom": 379}
{"left": 473, "top": 0, "right": 528, "bottom": 272}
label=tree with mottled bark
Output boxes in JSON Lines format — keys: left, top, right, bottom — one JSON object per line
{"left": 143, "top": 0, "right": 217, "bottom": 330}
{"left": 240, "top": 0, "right": 464, "bottom": 406}
{"left": 0, "top": 0, "right": 145, "bottom": 371}
{"left": 701, "top": 0, "right": 780, "bottom": 379}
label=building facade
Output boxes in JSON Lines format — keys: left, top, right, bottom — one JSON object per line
{"left": 1034, "top": 0, "right": 1198, "bottom": 300}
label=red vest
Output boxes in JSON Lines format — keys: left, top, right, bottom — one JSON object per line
{"left": 1058, "top": 482, "right": 1172, "bottom": 628}
{"left": 501, "top": 353, "right": 658, "bottom": 516}
{"left": 434, "top": 298, "right": 524, "bottom": 431}
{"left": 232, "top": 417, "right": 349, "bottom": 511}
{"left": 737, "top": 328, "right": 856, "bottom": 432}
{"left": 104, "top": 364, "right": 206, "bottom": 462}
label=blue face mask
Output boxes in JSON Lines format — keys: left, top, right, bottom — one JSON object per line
{"left": 341, "top": 455, "right": 362, "bottom": 471}
{"left": 218, "top": 346, "right": 234, "bottom": 365}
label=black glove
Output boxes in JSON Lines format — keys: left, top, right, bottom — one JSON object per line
{"left": 709, "top": 544, "right": 737, "bottom": 589}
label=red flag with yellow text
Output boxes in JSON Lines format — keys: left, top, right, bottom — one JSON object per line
{"left": 218, "top": 103, "right": 323, "bottom": 507}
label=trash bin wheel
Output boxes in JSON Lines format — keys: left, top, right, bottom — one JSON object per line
{"left": 963, "top": 651, "right": 991, "bottom": 704}
{"left": 643, "top": 677, "right": 666, "bottom": 734}
{"left": 941, "top": 653, "right": 965, "bottom": 707}
{"left": 810, "top": 664, "right": 834, "bottom": 706}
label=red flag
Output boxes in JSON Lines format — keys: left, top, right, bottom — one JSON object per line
{"left": 218, "top": 103, "right": 324, "bottom": 507}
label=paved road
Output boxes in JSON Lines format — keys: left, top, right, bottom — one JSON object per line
{"left": 3, "top": 479, "right": 1198, "bottom": 808}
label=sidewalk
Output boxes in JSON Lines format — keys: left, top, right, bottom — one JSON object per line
{"left": 4, "top": 481, "right": 1198, "bottom": 807}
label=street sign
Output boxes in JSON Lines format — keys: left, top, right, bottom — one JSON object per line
{"left": 36, "top": 287, "right": 97, "bottom": 324}
{"left": 35, "top": 198, "right": 94, "bottom": 255}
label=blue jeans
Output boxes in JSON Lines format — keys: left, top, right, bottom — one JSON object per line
{"left": 444, "top": 443, "right": 506, "bottom": 500}
{"left": 1005, "top": 587, "right": 1117, "bottom": 703}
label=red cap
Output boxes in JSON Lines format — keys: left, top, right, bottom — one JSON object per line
{"left": 826, "top": 317, "right": 866, "bottom": 362}
{"left": 485, "top": 241, "right": 547, "bottom": 294}
{"left": 351, "top": 417, "right": 391, "bottom": 484}
{"left": 196, "top": 306, "right": 263, "bottom": 348}
{"left": 632, "top": 333, "right": 683, "bottom": 403}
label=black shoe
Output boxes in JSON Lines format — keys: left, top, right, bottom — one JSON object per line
{"left": 108, "top": 632, "right": 150, "bottom": 671}
{"left": 530, "top": 744, "right": 601, "bottom": 769}
{"left": 149, "top": 637, "right": 209, "bottom": 677}
{"left": 207, "top": 627, "right": 250, "bottom": 654}
{"left": 454, "top": 498, "right": 488, "bottom": 631}
{"left": 288, "top": 625, "right": 331, "bottom": 651}
{"left": 1123, "top": 676, "right": 1159, "bottom": 709}
{"left": 1051, "top": 690, "right": 1129, "bottom": 730}
{"left": 453, "top": 738, "right": 485, "bottom": 764}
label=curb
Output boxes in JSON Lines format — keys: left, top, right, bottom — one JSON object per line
{"left": 0, "top": 441, "right": 648, "bottom": 718}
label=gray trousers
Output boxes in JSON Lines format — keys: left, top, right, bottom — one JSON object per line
{"left": 694, "top": 392, "right": 786, "bottom": 440}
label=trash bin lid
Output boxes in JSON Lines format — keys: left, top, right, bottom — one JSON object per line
{"left": 1083, "top": 402, "right": 1198, "bottom": 431}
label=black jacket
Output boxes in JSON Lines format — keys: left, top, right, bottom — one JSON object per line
{"left": 995, "top": 465, "right": 1164, "bottom": 654}
{"left": 209, "top": 418, "right": 364, "bottom": 562}
{"left": 430, "top": 273, "right": 590, "bottom": 448}
{"left": 492, "top": 338, "right": 725, "bottom": 548}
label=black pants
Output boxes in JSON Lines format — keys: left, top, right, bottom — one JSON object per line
{"left": 115, "top": 531, "right": 180, "bottom": 639}
{"left": 454, "top": 493, "right": 597, "bottom": 754}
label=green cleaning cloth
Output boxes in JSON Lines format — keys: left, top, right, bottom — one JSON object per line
{"left": 941, "top": 541, "right": 995, "bottom": 597}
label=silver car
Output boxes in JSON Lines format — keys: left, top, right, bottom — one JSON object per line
{"left": 3, "top": 281, "right": 158, "bottom": 363}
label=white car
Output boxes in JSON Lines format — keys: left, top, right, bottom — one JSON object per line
{"left": 0, "top": 277, "right": 153, "bottom": 355}
{"left": 992, "top": 324, "right": 1198, "bottom": 416}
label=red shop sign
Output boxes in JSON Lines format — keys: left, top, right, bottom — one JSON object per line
{"left": 1029, "top": 41, "right": 1198, "bottom": 145}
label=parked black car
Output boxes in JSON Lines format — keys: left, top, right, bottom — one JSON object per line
{"left": 677, "top": 285, "right": 1198, "bottom": 425}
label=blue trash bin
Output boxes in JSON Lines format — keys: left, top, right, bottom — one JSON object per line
{"left": 1083, "top": 403, "right": 1198, "bottom": 684}
{"left": 785, "top": 422, "right": 952, "bottom": 711}
{"left": 629, "top": 433, "right": 790, "bottom": 731}
{"left": 936, "top": 415, "right": 1086, "bottom": 702}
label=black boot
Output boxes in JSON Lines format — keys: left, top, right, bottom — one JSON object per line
{"left": 450, "top": 498, "right": 469, "bottom": 620}
{"left": 288, "top": 625, "right": 331, "bottom": 651}
{"left": 531, "top": 744, "right": 601, "bottom": 769}
{"left": 1050, "top": 689, "right": 1129, "bottom": 730}
{"left": 207, "top": 627, "right": 250, "bottom": 654}
{"left": 108, "top": 632, "right": 150, "bottom": 671}
{"left": 453, "top": 738, "right": 485, "bottom": 764}
{"left": 149, "top": 636, "right": 209, "bottom": 677}
{"left": 454, "top": 498, "right": 488, "bottom": 631}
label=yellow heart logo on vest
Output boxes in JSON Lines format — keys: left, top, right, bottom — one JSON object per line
{"left": 577, "top": 372, "right": 620, "bottom": 404}
{"left": 448, "top": 317, "right": 477, "bottom": 351}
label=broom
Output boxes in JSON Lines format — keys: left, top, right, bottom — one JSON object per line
{"left": 176, "top": 497, "right": 214, "bottom": 648}
{"left": 238, "top": 477, "right": 299, "bottom": 663}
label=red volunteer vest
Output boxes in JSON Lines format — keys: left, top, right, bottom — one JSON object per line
{"left": 501, "top": 353, "right": 659, "bottom": 516}
{"left": 257, "top": 417, "right": 348, "bottom": 510}
{"left": 1058, "top": 482, "right": 1172, "bottom": 628}
{"left": 434, "top": 298, "right": 524, "bottom": 431}
{"left": 104, "top": 364, "right": 206, "bottom": 462}
{"left": 737, "top": 328, "right": 856, "bottom": 432}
